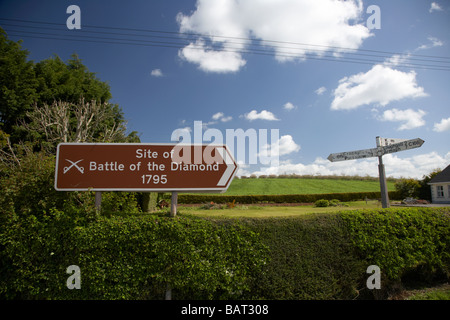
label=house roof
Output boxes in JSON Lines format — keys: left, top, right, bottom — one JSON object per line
{"left": 429, "top": 164, "right": 450, "bottom": 184}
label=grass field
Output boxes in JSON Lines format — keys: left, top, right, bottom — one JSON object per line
{"left": 179, "top": 200, "right": 383, "bottom": 218}
{"left": 217, "top": 177, "right": 395, "bottom": 196}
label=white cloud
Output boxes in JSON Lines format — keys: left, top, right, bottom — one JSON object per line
{"left": 433, "top": 117, "right": 450, "bottom": 132}
{"left": 178, "top": 39, "right": 246, "bottom": 73}
{"left": 212, "top": 112, "right": 224, "bottom": 120}
{"left": 315, "top": 87, "right": 327, "bottom": 95}
{"left": 383, "top": 53, "right": 411, "bottom": 67}
{"left": 331, "top": 64, "right": 427, "bottom": 110}
{"left": 212, "top": 112, "right": 233, "bottom": 122}
{"left": 283, "top": 102, "right": 297, "bottom": 111}
{"left": 383, "top": 37, "right": 443, "bottom": 67}
{"left": 378, "top": 108, "right": 427, "bottom": 130}
{"left": 258, "top": 135, "right": 301, "bottom": 158}
{"left": 248, "top": 151, "right": 450, "bottom": 179}
{"left": 429, "top": 2, "right": 443, "bottom": 13}
{"left": 177, "top": 0, "right": 372, "bottom": 73}
{"left": 243, "top": 110, "right": 279, "bottom": 121}
{"left": 236, "top": 162, "right": 251, "bottom": 177}
{"left": 150, "top": 69, "right": 163, "bottom": 77}
{"left": 417, "top": 36, "right": 444, "bottom": 51}
{"left": 171, "top": 127, "right": 192, "bottom": 142}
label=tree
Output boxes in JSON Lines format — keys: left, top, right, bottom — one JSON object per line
{"left": 22, "top": 98, "right": 134, "bottom": 150}
{"left": 1, "top": 30, "right": 140, "bottom": 150}
{"left": 1, "top": 29, "right": 134, "bottom": 143}
{"left": 394, "top": 178, "right": 421, "bottom": 199}
{"left": 418, "top": 168, "right": 442, "bottom": 201}
{"left": 34, "top": 54, "right": 112, "bottom": 105}
{"left": 0, "top": 28, "right": 38, "bottom": 134}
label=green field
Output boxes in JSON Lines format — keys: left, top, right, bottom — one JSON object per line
{"left": 218, "top": 177, "right": 395, "bottom": 196}
{"left": 180, "top": 200, "right": 384, "bottom": 218}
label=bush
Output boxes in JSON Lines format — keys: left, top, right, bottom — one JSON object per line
{"left": 395, "top": 179, "right": 421, "bottom": 199}
{"left": 0, "top": 152, "right": 142, "bottom": 224}
{"left": 0, "top": 152, "right": 66, "bottom": 222}
{"left": 315, "top": 199, "right": 329, "bottom": 207}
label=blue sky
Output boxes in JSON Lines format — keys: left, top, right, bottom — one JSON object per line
{"left": 1, "top": 0, "right": 449, "bottom": 178}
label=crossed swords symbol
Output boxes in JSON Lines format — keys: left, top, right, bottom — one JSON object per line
{"left": 64, "top": 159, "right": 84, "bottom": 174}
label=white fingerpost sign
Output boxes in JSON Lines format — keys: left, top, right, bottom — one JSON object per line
{"left": 327, "top": 137, "right": 424, "bottom": 208}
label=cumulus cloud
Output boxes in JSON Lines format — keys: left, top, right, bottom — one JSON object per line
{"left": 171, "top": 127, "right": 192, "bottom": 142}
{"left": 177, "top": 0, "right": 372, "bottom": 73}
{"left": 178, "top": 39, "right": 246, "bottom": 73}
{"left": 212, "top": 112, "right": 233, "bottom": 122}
{"left": 417, "top": 36, "right": 444, "bottom": 51}
{"left": 383, "top": 54, "right": 411, "bottom": 67}
{"left": 331, "top": 64, "right": 427, "bottom": 110}
{"left": 150, "top": 69, "right": 163, "bottom": 77}
{"left": 378, "top": 108, "right": 427, "bottom": 130}
{"left": 283, "top": 102, "right": 297, "bottom": 111}
{"left": 433, "top": 117, "right": 450, "bottom": 132}
{"left": 258, "top": 135, "right": 300, "bottom": 159}
{"left": 429, "top": 2, "right": 443, "bottom": 13}
{"left": 315, "top": 87, "right": 327, "bottom": 95}
{"left": 212, "top": 112, "right": 224, "bottom": 120}
{"left": 247, "top": 151, "right": 450, "bottom": 179}
{"left": 243, "top": 110, "right": 279, "bottom": 121}
{"left": 236, "top": 161, "right": 251, "bottom": 177}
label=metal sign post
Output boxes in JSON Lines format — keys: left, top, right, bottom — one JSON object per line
{"left": 376, "top": 137, "right": 390, "bottom": 208}
{"left": 170, "top": 192, "right": 178, "bottom": 217}
{"left": 328, "top": 137, "right": 424, "bottom": 208}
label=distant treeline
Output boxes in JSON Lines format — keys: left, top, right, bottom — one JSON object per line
{"left": 238, "top": 174, "right": 399, "bottom": 182}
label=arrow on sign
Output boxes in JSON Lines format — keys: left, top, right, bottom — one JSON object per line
{"left": 380, "top": 138, "right": 424, "bottom": 155}
{"left": 216, "top": 146, "right": 236, "bottom": 187}
{"left": 327, "top": 147, "right": 378, "bottom": 162}
{"left": 377, "top": 137, "right": 408, "bottom": 147}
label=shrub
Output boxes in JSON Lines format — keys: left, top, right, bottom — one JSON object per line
{"left": 0, "top": 152, "right": 66, "bottom": 222}
{"left": 0, "top": 151, "right": 142, "bottom": 225}
{"left": 395, "top": 179, "right": 421, "bottom": 199}
{"left": 315, "top": 199, "right": 329, "bottom": 207}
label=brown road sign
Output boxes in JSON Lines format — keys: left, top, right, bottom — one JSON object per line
{"left": 55, "top": 143, "right": 238, "bottom": 192}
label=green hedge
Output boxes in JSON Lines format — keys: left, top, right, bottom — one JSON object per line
{"left": 340, "top": 208, "right": 450, "bottom": 281}
{"left": 1, "top": 207, "right": 449, "bottom": 300}
{"left": 240, "top": 207, "right": 450, "bottom": 299}
{"left": 0, "top": 212, "right": 267, "bottom": 299}
{"left": 178, "top": 191, "right": 402, "bottom": 204}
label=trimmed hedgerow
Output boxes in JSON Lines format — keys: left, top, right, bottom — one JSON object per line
{"left": 340, "top": 208, "right": 450, "bottom": 281}
{"left": 237, "top": 208, "right": 450, "bottom": 299}
{"left": 0, "top": 212, "right": 267, "bottom": 300}
{"left": 178, "top": 191, "right": 402, "bottom": 204}
{"left": 237, "top": 214, "right": 367, "bottom": 299}
{"left": 1, "top": 207, "right": 448, "bottom": 300}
